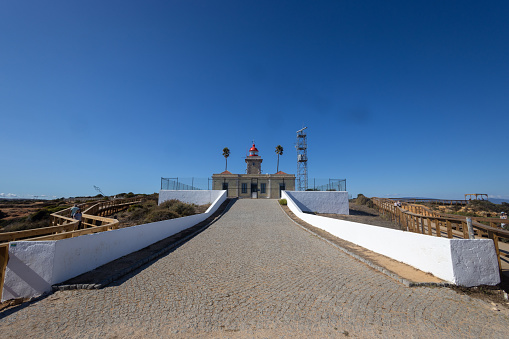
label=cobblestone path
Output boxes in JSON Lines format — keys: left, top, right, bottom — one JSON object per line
{"left": 1, "top": 199, "right": 508, "bottom": 338}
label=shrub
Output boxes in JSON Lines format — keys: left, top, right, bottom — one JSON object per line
{"left": 144, "top": 210, "right": 180, "bottom": 223}
{"left": 0, "top": 210, "right": 7, "bottom": 219}
{"left": 279, "top": 199, "right": 287, "bottom": 205}
{"left": 29, "top": 210, "right": 50, "bottom": 221}
{"left": 159, "top": 199, "right": 180, "bottom": 209}
{"left": 44, "top": 205, "right": 69, "bottom": 214}
{"left": 356, "top": 194, "right": 375, "bottom": 208}
{"left": 170, "top": 201, "right": 196, "bottom": 217}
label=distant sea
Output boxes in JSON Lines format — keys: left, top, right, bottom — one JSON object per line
{"left": 389, "top": 197, "right": 509, "bottom": 204}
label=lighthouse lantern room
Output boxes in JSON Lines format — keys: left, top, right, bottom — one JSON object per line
{"left": 246, "top": 143, "right": 262, "bottom": 174}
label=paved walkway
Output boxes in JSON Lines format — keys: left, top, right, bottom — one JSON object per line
{"left": 1, "top": 199, "right": 508, "bottom": 338}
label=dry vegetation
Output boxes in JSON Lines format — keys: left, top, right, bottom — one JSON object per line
{"left": 0, "top": 199, "right": 71, "bottom": 232}
{"left": 428, "top": 200, "right": 509, "bottom": 219}
{"left": 0, "top": 194, "right": 211, "bottom": 233}
{"left": 113, "top": 194, "right": 210, "bottom": 228}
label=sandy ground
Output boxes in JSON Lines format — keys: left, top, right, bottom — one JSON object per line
{"left": 0, "top": 200, "right": 50, "bottom": 221}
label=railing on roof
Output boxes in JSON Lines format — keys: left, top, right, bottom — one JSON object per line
{"left": 304, "top": 178, "right": 347, "bottom": 191}
{"left": 161, "top": 177, "right": 212, "bottom": 190}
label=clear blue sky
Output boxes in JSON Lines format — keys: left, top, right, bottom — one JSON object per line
{"left": 1, "top": 1, "right": 508, "bottom": 200}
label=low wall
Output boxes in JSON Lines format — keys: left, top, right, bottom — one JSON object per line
{"left": 2, "top": 191, "right": 227, "bottom": 301}
{"left": 284, "top": 191, "right": 349, "bottom": 214}
{"left": 158, "top": 190, "right": 225, "bottom": 207}
{"left": 282, "top": 191, "right": 500, "bottom": 286}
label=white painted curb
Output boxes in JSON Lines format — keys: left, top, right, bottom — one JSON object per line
{"left": 281, "top": 191, "right": 500, "bottom": 287}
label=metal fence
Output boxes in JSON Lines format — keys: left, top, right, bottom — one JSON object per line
{"left": 161, "top": 177, "right": 346, "bottom": 192}
{"left": 161, "top": 177, "right": 212, "bottom": 190}
{"left": 306, "top": 178, "right": 346, "bottom": 191}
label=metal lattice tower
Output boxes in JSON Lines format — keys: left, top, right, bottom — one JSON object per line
{"left": 296, "top": 127, "right": 308, "bottom": 191}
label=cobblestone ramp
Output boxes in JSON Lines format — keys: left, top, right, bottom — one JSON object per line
{"left": 1, "top": 199, "right": 508, "bottom": 338}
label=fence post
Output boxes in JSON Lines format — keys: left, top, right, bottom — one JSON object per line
{"left": 466, "top": 217, "right": 475, "bottom": 239}
{"left": 461, "top": 221, "right": 469, "bottom": 239}
{"left": 446, "top": 220, "right": 453, "bottom": 238}
{"left": 487, "top": 230, "right": 502, "bottom": 272}
{"left": 0, "top": 244, "right": 8, "bottom": 300}
{"left": 435, "top": 219, "right": 441, "bottom": 237}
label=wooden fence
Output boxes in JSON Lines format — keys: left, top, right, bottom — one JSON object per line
{"left": 389, "top": 198, "right": 468, "bottom": 206}
{"left": 0, "top": 197, "right": 142, "bottom": 298}
{"left": 373, "top": 198, "right": 509, "bottom": 273}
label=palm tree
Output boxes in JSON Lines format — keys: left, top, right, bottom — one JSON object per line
{"left": 222, "top": 147, "right": 230, "bottom": 171}
{"left": 275, "top": 145, "right": 283, "bottom": 173}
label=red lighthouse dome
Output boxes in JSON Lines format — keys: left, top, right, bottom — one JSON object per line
{"left": 248, "top": 144, "right": 259, "bottom": 156}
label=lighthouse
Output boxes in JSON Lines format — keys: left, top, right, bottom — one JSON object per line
{"left": 212, "top": 141, "right": 295, "bottom": 198}
{"left": 246, "top": 143, "right": 263, "bottom": 174}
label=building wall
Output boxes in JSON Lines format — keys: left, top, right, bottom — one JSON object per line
{"left": 158, "top": 190, "right": 225, "bottom": 206}
{"left": 285, "top": 191, "right": 349, "bottom": 214}
{"left": 212, "top": 174, "right": 295, "bottom": 199}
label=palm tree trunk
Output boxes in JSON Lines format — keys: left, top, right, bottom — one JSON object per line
{"left": 277, "top": 155, "right": 279, "bottom": 173}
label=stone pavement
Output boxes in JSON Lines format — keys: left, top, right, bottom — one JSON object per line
{"left": 1, "top": 199, "right": 508, "bottom": 338}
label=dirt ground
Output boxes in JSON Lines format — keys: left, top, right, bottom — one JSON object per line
{"left": 0, "top": 200, "right": 51, "bottom": 221}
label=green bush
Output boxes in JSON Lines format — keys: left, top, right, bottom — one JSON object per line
{"left": 159, "top": 199, "right": 180, "bottom": 209}
{"left": 170, "top": 201, "right": 196, "bottom": 217}
{"left": 44, "top": 205, "right": 69, "bottom": 214}
{"left": 279, "top": 199, "right": 287, "bottom": 205}
{"left": 29, "top": 210, "right": 50, "bottom": 221}
{"left": 144, "top": 210, "right": 180, "bottom": 223}
{"left": 0, "top": 210, "right": 7, "bottom": 219}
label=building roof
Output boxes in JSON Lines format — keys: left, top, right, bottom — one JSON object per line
{"left": 220, "top": 170, "right": 233, "bottom": 174}
{"left": 248, "top": 143, "right": 259, "bottom": 156}
{"left": 275, "top": 171, "right": 288, "bottom": 174}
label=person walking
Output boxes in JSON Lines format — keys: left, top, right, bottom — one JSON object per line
{"left": 501, "top": 212, "right": 507, "bottom": 230}
{"left": 74, "top": 209, "right": 83, "bottom": 229}
{"left": 70, "top": 204, "right": 80, "bottom": 218}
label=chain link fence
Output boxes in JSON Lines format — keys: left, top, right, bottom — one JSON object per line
{"left": 161, "top": 178, "right": 212, "bottom": 190}
{"left": 161, "top": 177, "right": 346, "bottom": 192}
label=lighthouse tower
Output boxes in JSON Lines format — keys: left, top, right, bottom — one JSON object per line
{"left": 246, "top": 143, "right": 263, "bottom": 174}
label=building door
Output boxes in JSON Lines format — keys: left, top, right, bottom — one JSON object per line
{"left": 222, "top": 182, "right": 228, "bottom": 196}
{"left": 251, "top": 178, "right": 258, "bottom": 198}
{"left": 279, "top": 183, "right": 286, "bottom": 198}
{"left": 251, "top": 183, "right": 258, "bottom": 198}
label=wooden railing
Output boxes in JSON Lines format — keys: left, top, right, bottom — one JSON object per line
{"left": 389, "top": 198, "right": 468, "bottom": 205}
{"left": 373, "top": 198, "right": 509, "bottom": 273}
{"left": 0, "top": 197, "right": 142, "bottom": 296}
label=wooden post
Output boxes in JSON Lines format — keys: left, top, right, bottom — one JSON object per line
{"left": 461, "top": 221, "right": 469, "bottom": 239}
{"left": 446, "top": 220, "right": 453, "bottom": 238}
{"left": 466, "top": 217, "right": 475, "bottom": 239}
{"left": 0, "top": 244, "right": 8, "bottom": 300}
{"left": 435, "top": 219, "right": 441, "bottom": 237}
{"left": 487, "top": 231, "right": 502, "bottom": 272}
{"left": 427, "top": 218, "right": 433, "bottom": 236}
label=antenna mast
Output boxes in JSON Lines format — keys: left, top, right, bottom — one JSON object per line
{"left": 296, "top": 127, "right": 308, "bottom": 191}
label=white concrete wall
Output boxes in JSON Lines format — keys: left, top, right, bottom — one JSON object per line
{"left": 158, "top": 190, "right": 225, "bottom": 207}
{"left": 282, "top": 191, "right": 500, "bottom": 286}
{"left": 284, "top": 191, "right": 349, "bottom": 214}
{"left": 2, "top": 190, "right": 227, "bottom": 301}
